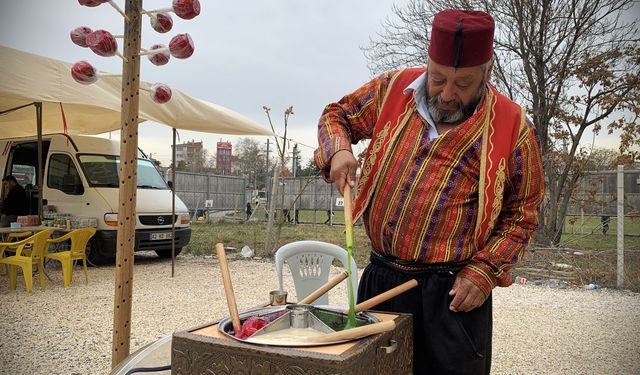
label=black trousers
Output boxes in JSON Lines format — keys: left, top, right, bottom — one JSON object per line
{"left": 358, "top": 261, "right": 492, "bottom": 375}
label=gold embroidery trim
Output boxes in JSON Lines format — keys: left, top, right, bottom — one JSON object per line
{"left": 490, "top": 157, "right": 507, "bottom": 227}
{"left": 473, "top": 87, "right": 496, "bottom": 244}
{"left": 356, "top": 121, "right": 390, "bottom": 194}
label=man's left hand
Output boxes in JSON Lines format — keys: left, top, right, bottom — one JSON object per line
{"left": 448, "top": 277, "right": 487, "bottom": 312}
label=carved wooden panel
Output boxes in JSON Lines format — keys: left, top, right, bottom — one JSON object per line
{"left": 172, "top": 314, "right": 412, "bottom": 375}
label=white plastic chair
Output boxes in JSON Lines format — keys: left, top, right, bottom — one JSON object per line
{"left": 275, "top": 240, "right": 358, "bottom": 305}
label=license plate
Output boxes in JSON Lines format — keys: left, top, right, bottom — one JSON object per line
{"left": 150, "top": 232, "right": 173, "bottom": 240}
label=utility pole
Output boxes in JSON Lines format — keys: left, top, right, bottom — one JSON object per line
{"left": 617, "top": 165, "right": 624, "bottom": 289}
{"left": 292, "top": 143, "right": 298, "bottom": 177}
{"left": 292, "top": 143, "right": 298, "bottom": 224}
{"left": 265, "top": 139, "right": 270, "bottom": 187}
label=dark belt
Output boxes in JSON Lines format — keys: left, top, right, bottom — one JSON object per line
{"left": 370, "top": 251, "right": 469, "bottom": 275}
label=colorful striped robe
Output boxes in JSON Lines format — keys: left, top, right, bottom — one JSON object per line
{"left": 314, "top": 68, "right": 544, "bottom": 296}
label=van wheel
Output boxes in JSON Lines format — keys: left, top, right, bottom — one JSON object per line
{"left": 86, "top": 237, "right": 115, "bottom": 266}
{"left": 155, "top": 248, "right": 182, "bottom": 258}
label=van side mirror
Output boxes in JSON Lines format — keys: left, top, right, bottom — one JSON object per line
{"left": 61, "top": 175, "right": 85, "bottom": 195}
{"left": 167, "top": 181, "right": 173, "bottom": 189}
{"left": 61, "top": 184, "right": 84, "bottom": 195}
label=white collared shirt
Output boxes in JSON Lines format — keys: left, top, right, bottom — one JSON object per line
{"left": 403, "top": 72, "right": 484, "bottom": 140}
{"left": 403, "top": 72, "right": 439, "bottom": 140}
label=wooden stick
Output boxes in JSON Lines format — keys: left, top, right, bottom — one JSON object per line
{"left": 354, "top": 279, "right": 418, "bottom": 313}
{"left": 115, "top": 51, "right": 129, "bottom": 63}
{"left": 99, "top": 74, "right": 121, "bottom": 79}
{"left": 298, "top": 271, "right": 348, "bottom": 305}
{"left": 342, "top": 183, "right": 357, "bottom": 325}
{"left": 109, "top": 0, "right": 130, "bottom": 21}
{"left": 216, "top": 243, "right": 241, "bottom": 334}
{"left": 141, "top": 7, "right": 173, "bottom": 15}
{"left": 139, "top": 48, "right": 169, "bottom": 56}
{"left": 305, "top": 320, "right": 395, "bottom": 344}
{"left": 343, "top": 184, "right": 354, "bottom": 247}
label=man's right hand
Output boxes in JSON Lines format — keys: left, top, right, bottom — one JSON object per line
{"left": 328, "top": 150, "right": 358, "bottom": 195}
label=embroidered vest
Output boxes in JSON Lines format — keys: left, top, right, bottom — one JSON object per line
{"left": 352, "top": 68, "right": 525, "bottom": 250}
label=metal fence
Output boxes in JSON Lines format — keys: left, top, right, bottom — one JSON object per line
{"left": 567, "top": 169, "right": 640, "bottom": 216}
{"left": 173, "top": 171, "right": 247, "bottom": 212}
{"left": 173, "top": 169, "right": 640, "bottom": 217}
{"left": 173, "top": 168, "right": 638, "bottom": 289}
{"left": 274, "top": 176, "right": 336, "bottom": 211}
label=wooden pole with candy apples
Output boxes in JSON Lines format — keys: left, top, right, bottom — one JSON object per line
{"left": 70, "top": 0, "right": 200, "bottom": 368}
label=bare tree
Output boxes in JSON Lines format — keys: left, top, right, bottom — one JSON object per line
{"left": 362, "top": 0, "right": 640, "bottom": 244}
{"left": 584, "top": 147, "right": 624, "bottom": 171}
{"left": 263, "top": 105, "right": 294, "bottom": 255}
{"left": 200, "top": 149, "right": 216, "bottom": 173}
{"left": 235, "top": 138, "right": 266, "bottom": 187}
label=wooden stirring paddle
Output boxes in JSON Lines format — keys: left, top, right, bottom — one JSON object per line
{"left": 342, "top": 184, "right": 358, "bottom": 329}
{"left": 216, "top": 243, "right": 241, "bottom": 335}
{"left": 299, "top": 271, "right": 348, "bottom": 305}
{"left": 305, "top": 320, "right": 396, "bottom": 344}
{"left": 352, "top": 279, "right": 418, "bottom": 313}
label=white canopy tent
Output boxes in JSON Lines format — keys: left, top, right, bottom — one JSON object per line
{"left": 2, "top": 16, "right": 275, "bottom": 367}
{"left": 0, "top": 45, "right": 273, "bottom": 137}
{"left": 0, "top": 44, "right": 274, "bottom": 278}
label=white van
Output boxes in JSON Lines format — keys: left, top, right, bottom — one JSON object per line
{"left": 0, "top": 134, "right": 191, "bottom": 264}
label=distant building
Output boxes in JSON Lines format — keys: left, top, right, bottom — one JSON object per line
{"left": 216, "top": 141, "right": 232, "bottom": 175}
{"left": 172, "top": 140, "right": 203, "bottom": 170}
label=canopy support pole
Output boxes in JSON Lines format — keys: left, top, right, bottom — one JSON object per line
{"left": 171, "top": 127, "right": 176, "bottom": 277}
{"left": 112, "top": 0, "right": 142, "bottom": 368}
{"left": 0, "top": 101, "right": 37, "bottom": 115}
{"left": 35, "top": 102, "right": 43, "bottom": 220}
{"left": 1, "top": 101, "right": 43, "bottom": 221}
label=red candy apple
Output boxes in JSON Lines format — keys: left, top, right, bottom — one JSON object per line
{"left": 151, "top": 83, "right": 172, "bottom": 104}
{"left": 85, "top": 29, "right": 118, "bottom": 57}
{"left": 150, "top": 12, "right": 173, "bottom": 33}
{"left": 78, "top": 0, "right": 109, "bottom": 7}
{"left": 147, "top": 44, "right": 171, "bottom": 66}
{"left": 71, "top": 61, "right": 98, "bottom": 85}
{"left": 169, "top": 33, "right": 194, "bottom": 59}
{"left": 172, "top": 0, "right": 200, "bottom": 20}
{"left": 70, "top": 26, "right": 93, "bottom": 48}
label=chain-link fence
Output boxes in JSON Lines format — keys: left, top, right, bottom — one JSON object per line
{"left": 173, "top": 168, "right": 640, "bottom": 225}
{"left": 522, "top": 168, "right": 640, "bottom": 290}
{"left": 568, "top": 169, "right": 640, "bottom": 216}
{"left": 173, "top": 171, "right": 247, "bottom": 213}
{"left": 172, "top": 172, "right": 345, "bottom": 224}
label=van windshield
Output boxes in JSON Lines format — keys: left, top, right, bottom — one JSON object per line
{"left": 78, "top": 155, "right": 169, "bottom": 189}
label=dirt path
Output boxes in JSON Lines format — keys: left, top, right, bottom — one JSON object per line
{"left": 1, "top": 254, "right": 638, "bottom": 374}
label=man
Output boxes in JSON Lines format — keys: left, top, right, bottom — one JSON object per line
{"left": 323, "top": 209, "right": 333, "bottom": 225}
{"left": 314, "top": 9, "right": 544, "bottom": 374}
{"left": 601, "top": 215, "right": 610, "bottom": 235}
{"left": 246, "top": 202, "right": 253, "bottom": 221}
{"left": 1, "top": 175, "right": 28, "bottom": 227}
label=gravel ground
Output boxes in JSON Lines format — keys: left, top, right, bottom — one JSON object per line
{"left": 1, "top": 252, "right": 639, "bottom": 375}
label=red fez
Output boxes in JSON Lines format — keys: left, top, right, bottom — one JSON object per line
{"left": 428, "top": 9, "right": 495, "bottom": 68}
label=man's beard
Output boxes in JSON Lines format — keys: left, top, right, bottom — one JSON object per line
{"left": 426, "top": 82, "right": 486, "bottom": 124}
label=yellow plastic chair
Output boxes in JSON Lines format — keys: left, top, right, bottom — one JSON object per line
{"left": 6, "top": 231, "right": 34, "bottom": 242}
{"left": 0, "top": 232, "right": 32, "bottom": 275}
{"left": 0, "top": 229, "right": 54, "bottom": 294}
{"left": 44, "top": 227, "right": 97, "bottom": 288}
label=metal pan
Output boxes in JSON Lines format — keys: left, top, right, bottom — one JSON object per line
{"left": 218, "top": 304, "right": 381, "bottom": 347}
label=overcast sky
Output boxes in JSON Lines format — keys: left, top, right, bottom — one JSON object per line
{"left": 0, "top": 1, "right": 625, "bottom": 167}
{"left": 1, "top": 0, "right": 412, "bottom": 166}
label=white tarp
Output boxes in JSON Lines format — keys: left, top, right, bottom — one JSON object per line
{"left": 0, "top": 45, "right": 273, "bottom": 137}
